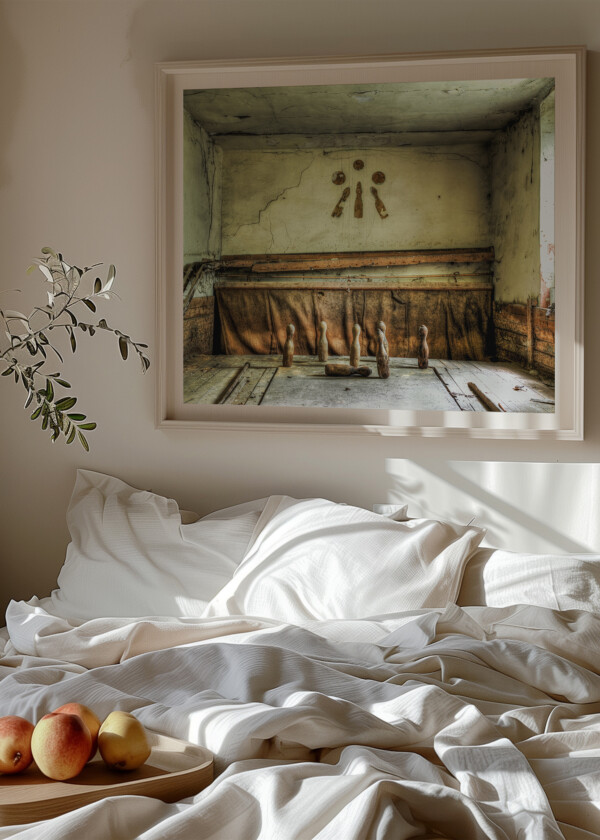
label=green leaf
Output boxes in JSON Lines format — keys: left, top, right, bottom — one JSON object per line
{"left": 67, "top": 412, "right": 86, "bottom": 421}
{"left": 53, "top": 378, "right": 71, "bottom": 388}
{"left": 77, "top": 430, "right": 90, "bottom": 451}
{"left": 1, "top": 368, "right": 13, "bottom": 377}
{"left": 30, "top": 406, "right": 42, "bottom": 420}
{"left": 82, "top": 299, "right": 96, "bottom": 313}
{"left": 41, "top": 414, "right": 49, "bottom": 430}
{"left": 77, "top": 422, "right": 97, "bottom": 431}
{"left": 67, "top": 309, "right": 78, "bottom": 326}
{"left": 69, "top": 330, "right": 76, "bottom": 353}
{"left": 45, "top": 379, "right": 54, "bottom": 401}
{"left": 55, "top": 396, "right": 77, "bottom": 411}
{"left": 41, "top": 246, "right": 56, "bottom": 256}
{"left": 66, "top": 425, "right": 77, "bottom": 444}
{"left": 118, "top": 336, "right": 128, "bottom": 360}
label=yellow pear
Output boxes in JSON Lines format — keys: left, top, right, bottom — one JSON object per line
{"left": 98, "top": 711, "right": 151, "bottom": 771}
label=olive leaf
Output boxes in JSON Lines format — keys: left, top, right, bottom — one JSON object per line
{"left": 1, "top": 249, "right": 150, "bottom": 449}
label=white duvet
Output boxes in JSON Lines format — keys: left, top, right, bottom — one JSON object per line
{"left": 2, "top": 601, "right": 600, "bottom": 839}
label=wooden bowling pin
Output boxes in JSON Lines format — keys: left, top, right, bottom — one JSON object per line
{"left": 325, "top": 363, "right": 371, "bottom": 377}
{"left": 377, "top": 321, "right": 389, "bottom": 355}
{"left": 282, "top": 324, "right": 295, "bottom": 367}
{"left": 317, "top": 321, "right": 328, "bottom": 362}
{"left": 417, "top": 324, "right": 429, "bottom": 369}
{"left": 350, "top": 324, "right": 361, "bottom": 367}
{"left": 376, "top": 328, "right": 390, "bottom": 379}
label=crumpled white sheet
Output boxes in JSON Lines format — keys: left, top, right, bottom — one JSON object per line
{"left": 2, "top": 601, "right": 600, "bottom": 839}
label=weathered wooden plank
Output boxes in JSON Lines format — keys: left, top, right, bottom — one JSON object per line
{"left": 260, "top": 363, "right": 459, "bottom": 410}
{"left": 526, "top": 298, "right": 535, "bottom": 369}
{"left": 217, "top": 363, "right": 250, "bottom": 404}
{"left": 469, "top": 360, "right": 554, "bottom": 411}
{"left": 199, "top": 369, "right": 251, "bottom": 405}
{"left": 183, "top": 296, "right": 214, "bottom": 356}
{"left": 493, "top": 314, "right": 527, "bottom": 335}
{"left": 439, "top": 360, "right": 521, "bottom": 412}
{"left": 495, "top": 331, "right": 528, "bottom": 350}
{"left": 217, "top": 248, "right": 495, "bottom": 273}
{"left": 225, "top": 367, "right": 271, "bottom": 405}
{"left": 244, "top": 368, "right": 278, "bottom": 405}
{"left": 215, "top": 278, "right": 493, "bottom": 291}
{"left": 494, "top": 302, "right": 528, "bottom": 321}
{"left": 183, "top": 355, "right": 555, "bottom": 412}
{"left": 184, "top": 367, "right": 233, "bottom": 404}
{"left": 532, "top": 310, "right": 555, "bottom": 343}
{"left": 433, "top": 362, "right": 476, "bottom": 410}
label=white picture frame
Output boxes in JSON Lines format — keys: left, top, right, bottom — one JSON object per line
{"left": 155, "top": 47, "right": 585, "bottom": 439}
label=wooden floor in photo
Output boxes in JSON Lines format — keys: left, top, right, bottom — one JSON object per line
{"left": 183, "top": 354, "right": 555, "bottom": 412}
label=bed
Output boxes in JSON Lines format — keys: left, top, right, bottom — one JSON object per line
{"left": 1, "top": 469, "right": 600, "bottom": 839}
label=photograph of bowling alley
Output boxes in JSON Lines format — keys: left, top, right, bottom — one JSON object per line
{"left": 182, "top": 77, "right": 556, "bottom": 412}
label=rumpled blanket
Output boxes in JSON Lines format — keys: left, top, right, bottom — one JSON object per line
{"left": 2, "top": 600, "right": 600, "bottom": 839}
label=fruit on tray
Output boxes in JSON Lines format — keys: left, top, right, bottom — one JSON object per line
{"left": 52, "top": 703, "right": 101, "bottom": 761}
{"left": 0, "top": 715, "right": 35, "bottom": 774}
{"left": 31, "top": 712, "right": 92, "bottom": 781}
{"left": 98, "top": 711, "right": 151, "bottom": 771}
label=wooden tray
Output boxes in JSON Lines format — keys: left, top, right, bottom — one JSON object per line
{"left": 0, "top": 731, "right": 213, "bottom": 826}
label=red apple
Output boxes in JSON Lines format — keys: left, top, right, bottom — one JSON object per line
{"left": 52, "top": 703, "right": 101, "bottom": 761}
{"left": 31, "top": 712, "right": 92, "bottom": 780}
{"left": 0, "top": 715, "right": 34, "bottom": 774}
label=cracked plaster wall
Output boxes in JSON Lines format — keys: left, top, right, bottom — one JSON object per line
{"left": 539, "top": 90, "right": 555, "bottom": 308}
{"left": 490, "top": 108, "right": 541, "bottom": 304}
{"left": 219, "top": 143, "right": 491, "bottom": 255}
{"left": 184, "top": 110, "right": 222, "bottom": 268}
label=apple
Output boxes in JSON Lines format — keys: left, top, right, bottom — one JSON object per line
{"left": 31, "top": 712, "right": 92, "bottom": 781}
{"left": 0, "top": 715, "right": 34, "bottom": 774}
{"left": 52, "top": 703, "right": 101, "bottom": 761}
{"left": 98, "top": 711, "right": 151, "bottom": 771}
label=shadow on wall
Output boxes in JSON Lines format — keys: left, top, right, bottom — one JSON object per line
{"left": 0, "top": 4, "right": 24, "bottom": 189}
{"left": 385, "top": 459, "right": 600, "bottom": 554}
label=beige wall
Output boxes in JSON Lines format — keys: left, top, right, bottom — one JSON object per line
{"left": 220, "top": 143, "right": 491, "bottom": 254}
{"left": 0, "top": 0, "right": 598, "bottom": 616}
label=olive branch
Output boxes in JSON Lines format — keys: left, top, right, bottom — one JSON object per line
{"left": 0, "top": 248, "right": 150, "bottom": 450}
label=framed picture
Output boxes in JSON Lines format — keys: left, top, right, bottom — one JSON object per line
{"left": 155, "top": 47, "right": 585, "bottom": 438}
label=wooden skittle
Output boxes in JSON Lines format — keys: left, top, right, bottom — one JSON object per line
{"left": 317, "top": 321, "right": 328, "bottom": 362}
{"left": 325, "top": 364, "right": 371, "bottom": 377}
{"left": 376, "top": 328, "right": 390, "bottom": 379}
{"left": 282, "top": 324, "right": 295, "bottom": 367}
{"left": 350, "top": 323, "right": 361, "bottom": 367}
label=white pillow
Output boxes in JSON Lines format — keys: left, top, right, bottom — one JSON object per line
{"left": 204, "top": 496, "right": 484, "bottom": 621}
{"left": 457, "top": 547, "right": 600, "bottom": 613}
{"left": 43, "top": 470, "right": 262, "bottom": 620}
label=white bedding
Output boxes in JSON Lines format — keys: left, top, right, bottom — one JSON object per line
{"left": 2, "top": 601, "right": 600, "bottom": 839}
{"left": 3, "top": 476, "right": 600, "bottom": 839}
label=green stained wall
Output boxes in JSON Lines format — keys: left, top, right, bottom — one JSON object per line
{"left": 490, "top": 108, "right": 541, "bottom": 304}
{"left": 183, "top": 110, "right": 222, "bottom": 265}
{"left": 219, "top": 143, "right": 491, "bottom": 255}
